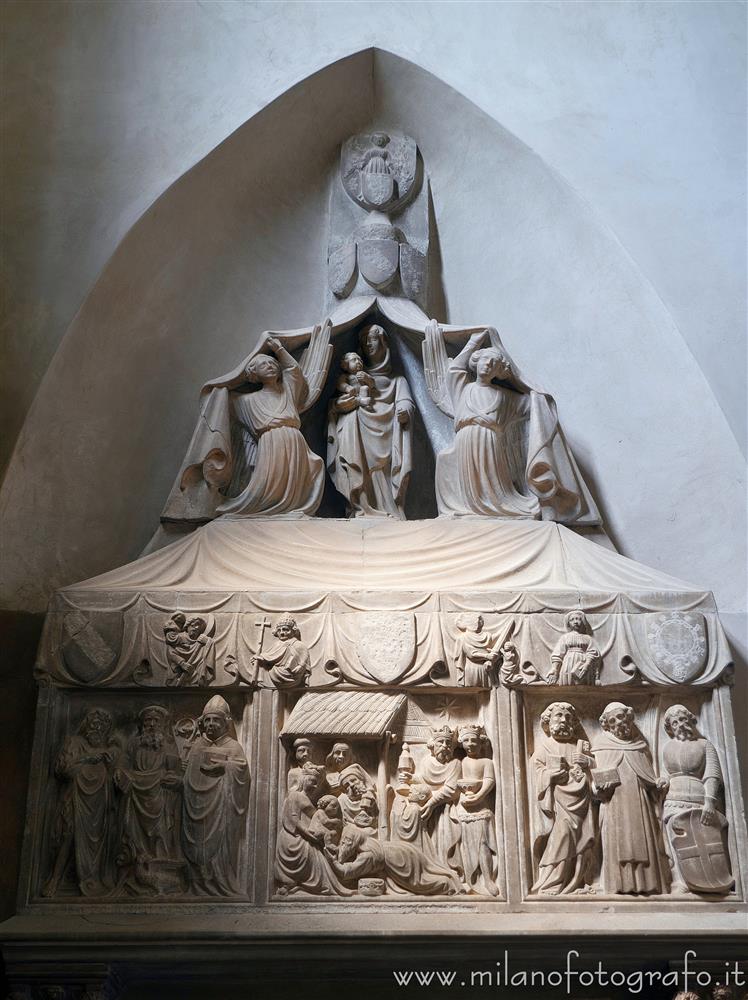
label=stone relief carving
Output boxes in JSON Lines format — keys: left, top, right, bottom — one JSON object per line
{"left": 182, "top": 695, "right": 250, "bottom": 895}
{"left": 36, "top": 593, "right": 736, "bottom": 690}
{"left": 113, "top": 705, "right": 183, "bottom": 894}
{"left": 248, "top": 614, "right": 311, "bottom": 689}
{"left": 531, "top": 702, "right": 595, "bottom": 895}
{"left": 41, "top": 697, "right": 249, "bottom": 899}
{"left": 16, "top": 127, "right": 746, "bottom": 945}
{"left": 387, "top": 744, "right": 433, "bottom": 854}
{"left": 163, "top": 613, "right": 217, "bottom": 686}
{"left": 215, "top": 335, "right": 332, "bottom": 518}
{"left": 276, "top": 765, "right": 350, "bottom": 896}
{"left": 417, "top": 725, "right": 463, "bottom": 872}
{"left": 592, "top": 702, "right": 670, "bottom": 896}
{"left": 326, "top": 325, "right": 414, "bottom": 519}
{"left": 498, "top": 639, "right": 541, "bottom": 687}
{"left": 353, "top": 610, "right": 418, "bottom": 685}
{"left": 329, "top": 131, "right": 426, "bottom": 302}
{"left": 525, "top": 694, "right": 742, "bottom": 902}
{"left": 275, "top": 694, "right": 503, "bottom": 898}
{"left": 661, "top": 704, "right": 733, "bottom": 895}
{"left": 451, "top": 614, "right": 501, "bottom": 687}
{"left": 548, "top": 611, "right": 602, "bottom": 686}
{"left": 327, "top": 819, "right": 463, "bottom": 897}
{"left": 423, "top": 323, "right": 600, "bottom": 524}
{"left": 647, "top": 612, "right": 708, "bottom": 683}
{"left": 161, "top": 322, "right": 332, "bottom": 522}
{"left": 454, "top": 724, "right": 500, "bottom": 896}
{"left": 42, "top": 708, "right": 121, "bottom": 898}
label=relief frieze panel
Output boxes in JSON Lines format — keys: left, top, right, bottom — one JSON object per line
{"left": 520, "top": 690, "right": 736, "bottom": 902}
{"left": 35, "top": 693, "right": 251, "bottom": 902}
{"left": 35, "top": 592, "right": 732, "bottom": 691}
{"left": 274, "top": 690, "right": 502, "bottom": 900}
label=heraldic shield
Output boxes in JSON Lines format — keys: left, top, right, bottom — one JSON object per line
{"left": 341, "top": 132, "right": 418, "bottom": 213}
{"left": 355, "top": 611, "right": 416, "bottom": 684}
{"left": 358, "top": 238, "right": 399, "bottom": 289}
{"left": 646, "top": 611, "right": 708, "bottom": 683}
{"left": 361, "top": 168, "right": 395, "bottom": 208}
{"left": 328, "top": 241, "right": 357, "bottom": 297}
{"left": 671, "top": 808, "right": 734, "bottom": 894}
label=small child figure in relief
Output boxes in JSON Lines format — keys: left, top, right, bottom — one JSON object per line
{"left": 333, "top": 353, "right": 375, "bottom": 411}
{"left": 309, "top": 794, "right": 344, "bottom": 853}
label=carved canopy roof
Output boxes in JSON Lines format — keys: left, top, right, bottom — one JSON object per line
{"left": 282, "top": 691, "right": 407, "bottom": 740}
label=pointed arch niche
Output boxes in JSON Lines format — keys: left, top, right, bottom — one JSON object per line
{"left": 0, "top": 49, "right": 743, "bottom": 628}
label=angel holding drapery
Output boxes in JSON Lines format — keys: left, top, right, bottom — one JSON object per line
{"left": 422, "top": 322, "right": 598, "bottom": 523}
{"left": 163, "top": 321, "right": 333, "bottom": 520}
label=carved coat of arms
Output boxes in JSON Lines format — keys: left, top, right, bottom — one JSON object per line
{"left": 646, "top": 611, "right": 707, "bottom": 683}
{"left": 340, "top": 132, "right": 418, "bottom": 213}
{"left": 61, "top": 610, "right": 119, "bottom": 683}
{"left": 670, "top": 809, "right": 734, "bottom": 894}
{"left": 355, "top": 612, "right": 416, "bottom": 684}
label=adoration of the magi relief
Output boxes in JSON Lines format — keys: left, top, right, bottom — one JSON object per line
{"left": 20, "top": 130, "right": 745, "bottom": 912}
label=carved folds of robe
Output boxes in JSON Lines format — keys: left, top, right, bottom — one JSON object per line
{"left": 327, "top": 346, "right": 413, "bottom": 518}
{"left": 52, "top": 735, "right": 118, "bottom": 895}
{"left": 275, "top": 788, "right": 351, "bottom": 896}
{"left": 218, "top": 362, "right": 324, "bottom": 517}
{"left": 417, "top": 754, "right": 462, "bottom": 870}
{"left": 532, "top": 737, "right": 595, "bottom": 894}
{"left": 335, "top": 826, "right": 462, "bottom": 896}
{"left": 258, "top": 637, "right": 310, "bottom": 689}
{"left": 551, "top": 631, "right": 601, "bottom": 686}
{"left": 116, "top": 739, "right": 181, "bottom": 861}
{"left": 390, "top": 794, "right": 432, "bottom": 854}
{"left": 593, "top": 733, "right": 670, "bottom": 895}
{"left": 182, "top": 733, "right": 250, "bottom": 894}
{"left": 436, "top": 357, "right": 539, "bottom": 518}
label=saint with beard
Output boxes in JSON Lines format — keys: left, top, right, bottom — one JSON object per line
{"left": 661, "top": 704, "right": 733, "bottom": 895}
{"left": 182, "top": 695, "right": 250, "bottom": 895}
{"left": 531, "top": 702, "right": 595, "bottom": 895}
{"left": 593, "top": 702, "right": 670, "bottom": 895}
{"left": 114, "top": 705, "right": 181, "bottom": 891}
{"left": 416, "top": 727, "right": 462, "bottom": 873}
{"left": 43, "top": 708, "right": 120, "bottom": 897}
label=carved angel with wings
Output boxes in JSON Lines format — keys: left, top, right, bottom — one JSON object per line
{"left": 423, "top": 321, "right": 599, "bottom": 524}
{"left": 163, "top": 321, "right": 333, "bottom": 521}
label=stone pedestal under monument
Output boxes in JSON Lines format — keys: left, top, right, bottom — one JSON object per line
{"left": 2, "top": 518, "right": 746, "bottom": 998}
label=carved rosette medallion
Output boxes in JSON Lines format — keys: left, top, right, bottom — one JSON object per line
{"left": 355, "top": 612, "right": 416, "bottom": 684}
{"left": 646, "top": 612, "right": 707, "bottom": 683}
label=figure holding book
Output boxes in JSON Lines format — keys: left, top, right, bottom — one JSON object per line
{"left": 592, "top": 703, "right": 669, "bottom": 896}
{"left": 531, "top": 702, "right": 595, "bottom": 895}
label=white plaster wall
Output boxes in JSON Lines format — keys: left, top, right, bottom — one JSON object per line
{"left": 2, "top": 0, "right": 745, "bottom": 473}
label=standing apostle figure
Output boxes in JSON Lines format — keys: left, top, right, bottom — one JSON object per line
{"left": 531, "top": 702, "right": 595, "bottom": 895}
{"left": 592, "top": 703, "right": 670, "bottom": 895}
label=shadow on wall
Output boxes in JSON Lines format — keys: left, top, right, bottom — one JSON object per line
{"left": 0, "top": 48, "right": 742, "bottom": 619}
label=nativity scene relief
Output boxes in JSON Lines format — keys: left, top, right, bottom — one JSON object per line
{"left": 275, "top": 693, "right": 500, "bottom": 899}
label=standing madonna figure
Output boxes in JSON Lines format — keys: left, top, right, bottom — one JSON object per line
{"left": 327, "top": 324, "right": 414, "bottom": 518}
